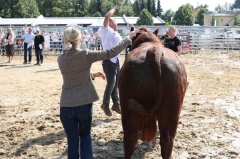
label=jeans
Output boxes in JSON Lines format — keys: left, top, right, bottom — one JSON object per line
{"left": 102, "top": 59, "right": 120, "bottom": 108}
{"left": 24, "top": 43, "right": 32, "bottom": 62}
{"left": 60, "top": 103, "right": 93, "bottom": 159}
{"left": 35, "top": 49, "right": 43, "bottom": 63}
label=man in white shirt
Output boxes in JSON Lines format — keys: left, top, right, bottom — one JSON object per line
{"left": 22, "top": 27, "right": 35, "bottom": 64}
{"left": 32, "top": 24, "right": 40, "bottom": 34}
{"left": 83, "top": 32, "right": 90, "bottom": 48}
{"left": 22, "top": 24, "right": 29, "bottom": 34}
{"left": 98, "top": 7, "right": 122, "bottom": 116}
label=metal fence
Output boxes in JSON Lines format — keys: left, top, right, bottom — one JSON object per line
{"left": 1, "top": 26, "right": 240, "bottom": 55}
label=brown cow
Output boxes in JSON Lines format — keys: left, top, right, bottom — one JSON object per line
{"left": 119, "top": 27, "right": 187, "bottom": 159}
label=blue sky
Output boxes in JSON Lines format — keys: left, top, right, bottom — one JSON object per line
{"left": 160, "top": 0, "right": 235, "bottom": 12}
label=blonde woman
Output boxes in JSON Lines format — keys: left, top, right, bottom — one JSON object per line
{"left": 57, "top": 27, "right": 137, "bottom": 159}
{"left": 4, "top": 28, "right": 15, "bottom": 63}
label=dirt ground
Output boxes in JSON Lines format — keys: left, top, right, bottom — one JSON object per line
{"left": 0, "top": 51, "right": 240, "bottom": 159}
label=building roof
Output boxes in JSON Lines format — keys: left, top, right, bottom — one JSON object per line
{"left": 203, "top": 13, "right": 233, "bottom": 17}
{"left": 194, "top": 6, "right": 201, "bottom": 15}
{"left": 0, "top": 15, "right": 165, "bottom": 26}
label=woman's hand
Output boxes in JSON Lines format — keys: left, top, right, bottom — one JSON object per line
{"left": 129, "top": 29, "right": 139, "bottom": 39}
{"left": 92, "top": 72, "right": 105, "bottom": 80}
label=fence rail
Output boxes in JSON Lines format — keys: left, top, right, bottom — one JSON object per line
{"left": 1, "top": 26, "right": 240, "bottom": 55}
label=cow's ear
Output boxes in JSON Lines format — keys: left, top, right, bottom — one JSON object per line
{"left": 130, "top": 26, "right": 135, "bottom": 32}
{"left": 153, "top": 29, "right": 159, "bottom": 37}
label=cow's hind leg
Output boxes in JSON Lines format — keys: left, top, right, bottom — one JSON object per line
{"left": 159, "top": 123, "right": 178, "bottom": 159}
{"left": 122, "top": 115, "right": 142, "bottom": 159}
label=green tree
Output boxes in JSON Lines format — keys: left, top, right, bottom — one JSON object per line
{"left": 96, "top": 0, "right": 103, "bottom": 16}
{"left": 88, "top": 0, "right": 103, "bottom": 16}
{"left": 196, "top": 5, "right": 208, "bottom": 25}
{"left": 222, "top": 2, "right": 232, "bottom": 11}
{"left": 233, "top": 0, "right": 240, "bottom": 8}
{"left": 133, "top": 0, "right": 148, "bottom": 16}
{"left": 0, "top": 0, "right": 19, "bottom": 18}
{"left": 215, "top": 4, "right": 225, "bottom": 13}
{"left": 13, "top": 0, "right": 40, "bottom": 18}
{"left": 92, "top": 12, "right": 102, "bottom": 17}
{"left": 147, "top": 0, "right": 152, "bottom": 14}
{"left": 174, "top": 3, "right": 194, "bottom": 26}
{"left": 156, "top": 0, "right": 163, "bottom": 17}
{"left": 233, "top": 12, "right": 240, "bottom": 26}
{"left": 141, "top": 0, "right": 145, "bottom": 10}
{"left": 118, "top": 5, "right": 134, "bottom": 17}
{"left": 147, "top": 0, "right": 156, "bottom": 16}
{"left": 136, "top": 9, "right": 153, "bottom": 25}
{"left": 41, "top": 0, "right": 54, "bottom": 17}
{"left": 162, "top": 9, "right": 175, "bottom": 24}
{"left": 124, "top": 0, "right": 131, "bottom": 5}
{"left": 73, "top": 0, "right": 89, "bottom": 17}
{"left": 133, "top": 0, "right": 140, "bottom": 16}
{"left": 152, "top": 0, "right": 156, "bottom": 16}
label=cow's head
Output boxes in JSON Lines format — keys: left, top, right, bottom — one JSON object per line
{"left": 130, "top": 26, "right": 160, "bottom": 51}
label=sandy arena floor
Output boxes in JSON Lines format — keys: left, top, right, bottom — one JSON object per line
{"left": 0, "top": 51, "right": 240, "bottom": 159}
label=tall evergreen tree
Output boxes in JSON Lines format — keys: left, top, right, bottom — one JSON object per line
{"left": 141, "top": 0, "right": 145, "bottom": 11}
{"left": 147, "top": 0, "right": 152, "bottom": 14}
{"left": 133, "top": 0, "right": 140, "bottom": 16}
{"left": 156, "top": 0, "right": 163, "bottom": 16}
{"left": 152, "top": 0, "right": 156, "bottom": 16}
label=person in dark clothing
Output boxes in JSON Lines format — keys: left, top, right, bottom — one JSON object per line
{"left": 34, "top": 30, "right": 45, "bottom": 66}
{"left": 164, "top": 26, "right": 182, "bottom": 56}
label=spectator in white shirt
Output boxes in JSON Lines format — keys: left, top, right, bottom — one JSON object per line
{"left": 22, "top": 27, "right": 35, "bottom": 64}
{"left": 22, "top": 24, "right": 29, "bottom": 34}
{"left": 33, "top": 24, "right": 40, "bottom": 34}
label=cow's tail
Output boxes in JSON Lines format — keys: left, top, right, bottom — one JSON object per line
{"left": 128, "top": 47, "right": 163, "bottom": 115}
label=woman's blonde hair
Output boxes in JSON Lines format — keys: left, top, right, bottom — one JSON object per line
{"left": 7, "top": 27, "right": 13, "bottom": 34}
{"left": 64, "top": 27, "right": 82, "bottom": 50}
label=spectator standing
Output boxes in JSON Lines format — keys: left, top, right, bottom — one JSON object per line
{"left": 95, "top": 33, "right": 102, "bottom": 51}
{"left": 83, "top": 31, "right": 90, "bottom": 49}
{"left": 97, "top": 7, "right": 122, "bottom": 116}
{"left": 0, "top": 28, "right": 5, "bottom": 55}
{"left": 22, "top": 27, "right": 35, "bottom": 64}
{"left": 3, "top": 28, "right": 15, "bottom": 63}
{"left": 88, "top": 33, "right": 96, "bottom": 50}
{"left": 22, "top": 24, "right": 29, "bottom": 34}
{"left": 164, "top": 26, "right": 182, "bottom": 56}
{"left": 16, "top": 31, "right": 23, "bottom": 55}
{"left": 57, "top": 26, "right": 135, "bottom": 159}
{"left": 33, "top": 24, "right": 40, "bottom": 34}
{"left": 34, "top": 30, "right": 45, "bottom": 66}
